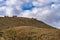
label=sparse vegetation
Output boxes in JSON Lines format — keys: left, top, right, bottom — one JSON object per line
{"left": 2, "top": 26, "right": 60, "bottom": 40}
{"left": 0, "top": 17, "right": 60, "bottom": 40}
{"left": 0, "top": 17, "right": 56, "bottom": 30}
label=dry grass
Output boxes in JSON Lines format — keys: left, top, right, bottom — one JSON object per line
{"left": 3, "top": 26, "right": 60, "bottom": 40}
{"left": 0, "top": 17, "right": 56, "bottom": 31}
{"left": 0, "top": 17, "right": 59, "bottom": 40}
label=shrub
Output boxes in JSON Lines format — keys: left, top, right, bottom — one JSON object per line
{"left": 26, "top": 36, "right": 33, "bottom": 40}
{"left": 0, "top": 32, "right": 3, "bottom": 37}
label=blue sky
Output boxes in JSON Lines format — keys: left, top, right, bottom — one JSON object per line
{"left": 0, "top": 0, "right": 60, "bottom": 29}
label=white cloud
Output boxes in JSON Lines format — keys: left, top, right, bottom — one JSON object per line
{"left": 6, "top": 7, "right": 13, "bottom": 17}
{"left": 21, "top": 10, "right": 31, "bottom": 17}
{"left": 0, "top": 7, "right": 6, "bottom": 11}
{"left": 0, "top": 0, "right": 4, "bottom": 2}
{"left": 0, "top": 15, "right": 4, "bottom": 17}
{"left": 0, "top": 7, "right": 6, "bottom": 16}
{"left": 6, "top": 0, "right": 17, "bottom": 6}
{"left": 18, "top": 10, "right": 32, "bottom": 18}
{"left": 32, "top": 8, "right": 38, "bottom": 14}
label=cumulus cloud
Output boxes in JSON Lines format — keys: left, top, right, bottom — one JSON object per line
{"left": 5, "top": 7, "right": 13, "bottom": 17}
{"left": 0, "top": 6, "right": 6, "bottom": 16}
{"left": 0, "top": 0, "right": 60, "bottom": 28}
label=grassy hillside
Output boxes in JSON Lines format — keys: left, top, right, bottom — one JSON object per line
{"left": 2, "top": 26, "right": 60, "bottom": 40}
{"left": 0, "top": 16, "right": 60, "bottom": 40}
{"left": 0, "top": 16, "right": 56, "bottom": 30}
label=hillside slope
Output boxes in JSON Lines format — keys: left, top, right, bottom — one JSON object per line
{"left": 0, "top": 17, "right": 60, "bottom": 40}
{"left": 0, "top": 17, "right": 56, "bottom": 30}
{"left": 3, "top": 26, "right": 60, "bottom": 40}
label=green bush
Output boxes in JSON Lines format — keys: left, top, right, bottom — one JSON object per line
{"left": 0, "top": 32, "right": 3, "bottom": 37}
{"left": 26, "top": 36, "right": 33, "bottom": 40}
